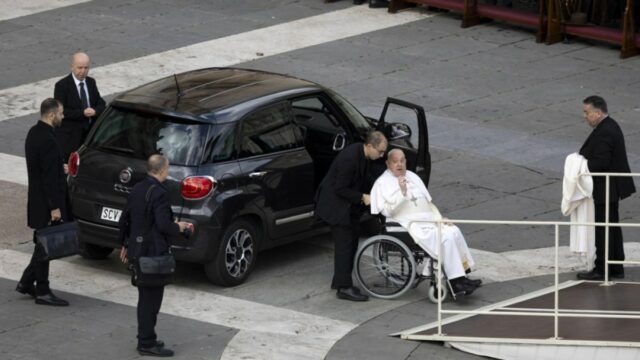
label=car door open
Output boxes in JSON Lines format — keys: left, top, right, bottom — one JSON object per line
{"left": 376, "top": 97, "right": 431, "bottom": 187}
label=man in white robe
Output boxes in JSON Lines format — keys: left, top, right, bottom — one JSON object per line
{"left": 370, "top": 149, "right": 480, "bottom": 294}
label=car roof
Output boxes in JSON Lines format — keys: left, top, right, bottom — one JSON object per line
{"left": 111, "top": 67, "right": 322, "bottom": 121}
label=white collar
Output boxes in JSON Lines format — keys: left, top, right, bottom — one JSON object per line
{"left": 71, "top": 73, "right": 85, "bottom": 86}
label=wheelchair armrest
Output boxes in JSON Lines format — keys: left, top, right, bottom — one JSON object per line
{"left": 383, "top": 222, "right": 406, "bottom": 233}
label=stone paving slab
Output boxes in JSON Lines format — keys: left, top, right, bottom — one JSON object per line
{"left": 0, "top": 278, "right": 236, "bottom": 360}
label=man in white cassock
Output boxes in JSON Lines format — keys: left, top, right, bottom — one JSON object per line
{"left": 370, "top": 149, "right": 481, "bottom": 294}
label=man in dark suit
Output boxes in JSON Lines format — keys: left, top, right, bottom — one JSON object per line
{"left": 315, "top": 131, "right": 388, "bottom": 301}
{"left": 119, "top": 155, "right": 190, "bottom": 357}
{"left": 15, "top": 98, "right": 70, "bottom": 306}
{"left": 577, "top": 95, "right": 636, "bottom": 280}
{"left": 54, "top": 51, "right": 105, "bottom": 161}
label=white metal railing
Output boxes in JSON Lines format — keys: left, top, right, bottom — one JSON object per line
{"left": 431, "top": 171, "right": 640, "bottom": 341}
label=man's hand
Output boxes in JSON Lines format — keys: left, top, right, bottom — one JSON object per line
{"left": 398, "top": 176, "right": 408, "bottom": 196}
{"left": 176, "top": 221, "right": 191, "bottom": 233}
{"left": 50, "top": 208, "right": 61, "bottom": 222}
{"left": 119, "top": 247, "right": 128, "bottom": 263}
{"left": 83, "top": 107, "right": 96, "bottom": 118}
{"left": 63, "top": 164, "right": 69, "bottom": 174}
{"left": 362, "top": 194, "right": 371, "bottom": 206}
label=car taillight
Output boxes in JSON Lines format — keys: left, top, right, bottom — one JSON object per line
{"left": 181, "top": 176, "right": 215, "bottom": 200}
{"left": 68, "top": 152, "right": 80, "bottom": 177}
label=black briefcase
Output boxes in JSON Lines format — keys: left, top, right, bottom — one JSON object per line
{"left": 36, "top": 221, "right": 80, "bottom": 260}
{"left": 131, "top": 254, "right": 176, "bottom": 287}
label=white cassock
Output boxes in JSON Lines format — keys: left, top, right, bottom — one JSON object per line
{"left": 370, "top": 169, "right": 475, "bottom": 279}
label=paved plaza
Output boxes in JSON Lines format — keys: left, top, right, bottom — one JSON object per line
{"left": 1, "top": 1, "right": 639, "bottom": 359}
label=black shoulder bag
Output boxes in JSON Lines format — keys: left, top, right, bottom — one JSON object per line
{"left": 36, "top": 220, "right": 80, "bottom": 261}
{"left": 130, "top": 185, "right": 176, "bottom": 287}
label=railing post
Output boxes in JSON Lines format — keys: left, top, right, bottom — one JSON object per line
{"left": 546, "top": 0, "right": 564, "bottom": 44}
{"left": 554, "top": 224, "right": 560, "bottom": 339}
{"left": 437, "top": 219, "right": 443, "bottom": 335}
{"left": 462, "top": 0, "right": 482, "bottom": 28}
{"left": 621, "top": 0, "right": 638, "bottom": 58}
{"left": 536, "top": 0, "right": 547, "bottom": 43}
{"left": 604, "top": 175, "right": 611, "bottom": 285}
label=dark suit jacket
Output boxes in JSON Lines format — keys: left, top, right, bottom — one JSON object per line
{"left": 25, "top": 121, "right": 69, "bottom": 229}
{"left": 54, "top": 73, "right": 105, "bottom": 160}
{"left": 315, "top": 143, "right": 372, "bottom": 225}
{"left": 119, "top": 176, "right": 181, "bottom": 259}
{"left": 579, "top": 116, "right": 636, "bottom": 204}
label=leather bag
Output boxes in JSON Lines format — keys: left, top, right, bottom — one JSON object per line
{"left": 36, "top": 221, "right": 80, "bottom": 260}
{"left": 131, "top": 253, "right": 176, "bottom": 287}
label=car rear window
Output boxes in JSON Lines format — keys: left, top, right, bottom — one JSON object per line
{"left": 87, "top": 107, "right": 208, "bottom": 166}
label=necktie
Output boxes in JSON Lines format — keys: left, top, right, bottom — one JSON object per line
{"left": 79, "top": 82, "right": 89, "bottom": 109}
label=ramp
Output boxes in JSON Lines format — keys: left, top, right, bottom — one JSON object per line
{"left": 399, "top": 280, "right": 640, "bottom": 360}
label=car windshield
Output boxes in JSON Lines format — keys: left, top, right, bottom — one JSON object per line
{"left": 326, "top": 89, "right": 372, "bottom": 136}
{"left": 87, "top": 107, "right": 208, "bottom": 166}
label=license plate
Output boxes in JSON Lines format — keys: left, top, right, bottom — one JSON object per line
{"left": 100, "top": 207, "right": 122, "bottom": 222}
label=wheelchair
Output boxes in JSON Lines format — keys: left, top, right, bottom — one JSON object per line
{"left": 354, "top": 219, "right": 459, "bottom": 303}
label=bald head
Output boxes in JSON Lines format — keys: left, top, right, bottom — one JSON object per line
{"left": 386, "top": 148, "right": 407, "bottom": 178}
{"left": 70, "top": 52, "right": 91, "bottom": 81}
{"left": 147, "top": 155, "right": 169, "bottom": 181}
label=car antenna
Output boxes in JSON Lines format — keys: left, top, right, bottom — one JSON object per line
{"left": 173, "top": 74, "right": 183, "bottom": 98}
{"left": 173, "top": 74, "right": 183, "bottom": 111}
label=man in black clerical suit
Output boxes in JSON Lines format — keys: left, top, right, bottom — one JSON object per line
{"left": 119, "top": 155, "right": 190, "bottom": 357}
{"left": 54, "top": 51, "right": 105, "bottom": 161}
{"left": 315, "top": 131, "right": 387, "bottom": 301}
{"left": 577, "top": 95, "right": 636, "bottom": 281}
{"left": 15, "top": 98, "right": 70, "bottom": 306}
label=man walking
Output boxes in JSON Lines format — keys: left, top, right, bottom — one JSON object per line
{"left": 16, "top": 98, "right": 70, "bottom": 306}
{"left": 54, "top": 51, "right": 105, "bottom": 161}
{"left": 577, "top": 95, "right": 635, "bottom": 280}
{"left": 119, "top": 155, "right": 190, "bottom": 357}
{"left": 315, "top": 131, "right": 387, "bottom": 301}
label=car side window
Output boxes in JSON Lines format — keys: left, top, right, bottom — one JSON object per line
{"left": 203, "top": 122, "right": 236, "bottom": 163}
{"left": 291, "top": 97, "right": 341, "bottom": 132}
{"left": 239, "top": 102, "right": 302, "bottom": 158}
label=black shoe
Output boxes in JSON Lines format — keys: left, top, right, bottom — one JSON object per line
{"left": 337, "top": 287, "right": 369, "bottom": 301}
{"left": 577, "top": 270, "right": 604, "bottom": 281}
{"left": 353, "top": 0, "right": 365, "bottom": 4}
{"left": 137, "top": 345, "right": 174, "bottom": 357}
{"left": 464, "top": 278, "right": 482, "bottom": 287}
{"left": 369, "top": 0, "right": 389, "bottom": 8}
{"left": 35, "top": 292, "right": 69, "bottom": 306}
{"left": 451, "top": 280, "right": 475, "bottom": 295}
{"left": 155, "top": 340, "right": 165, "bottom": 348}
{"left": 15, "top": 283, "right": 36, "bottom": 298}
{"left": 612, "top": 271, "right": 625, "bottom": 279}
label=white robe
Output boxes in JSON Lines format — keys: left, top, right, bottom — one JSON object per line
{"left": 562, "top": 153, "right": 595, "bottom": 271}
{"left": 371, "top": 170, "right": 475, "bottom": 279}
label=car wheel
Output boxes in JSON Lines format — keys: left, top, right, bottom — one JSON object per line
{"left": 205, "top": 219, "right": 258, "bottom": 286}
{"left": 79, "top": 242, "right": 114, "bottom": 259}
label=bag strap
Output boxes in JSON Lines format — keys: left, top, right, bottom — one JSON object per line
{"left": 140, "top": 184, "right": 157, "bottom": 243}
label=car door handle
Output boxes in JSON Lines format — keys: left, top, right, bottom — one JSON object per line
{"left": 249, "top": 171, "right": 268, "bottom": 178}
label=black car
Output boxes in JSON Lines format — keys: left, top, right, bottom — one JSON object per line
{"left": 67, "top": 67, "right": 430, "bottom": 286}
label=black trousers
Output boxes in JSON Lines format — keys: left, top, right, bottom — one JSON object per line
{"left": 137, "top": 285, "right": 165, "bottom": 348}
{"left": 330, "top": 217, "right": 361, "bottom": 289}
{"left": 594, "top": 202, "right": 625, "bottom": 274}
{"left": 19, "top": 231, "right": 50, "bottom": 296}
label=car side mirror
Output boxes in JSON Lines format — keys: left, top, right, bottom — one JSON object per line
{"left": 387, "top": 122, "right": 411, "bottom": 140}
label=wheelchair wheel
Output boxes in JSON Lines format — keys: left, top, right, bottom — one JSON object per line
{"left": 355, "top": 235, "right": 416, "bottom": 300}
{"left": 427, "top": 282, "right": 449, "bottom": 304}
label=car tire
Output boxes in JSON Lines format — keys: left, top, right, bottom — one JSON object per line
{"left": 79, "top": 242, "right": 114, "bottom": 259}
{"left": 205, "top": 219, "right": 259, "bottom": 287}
